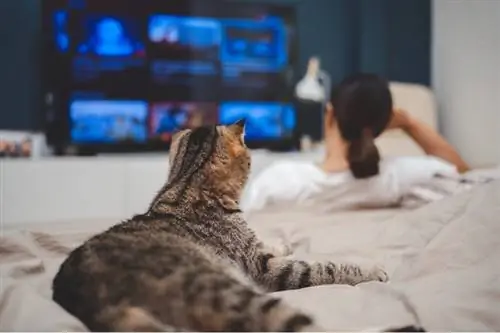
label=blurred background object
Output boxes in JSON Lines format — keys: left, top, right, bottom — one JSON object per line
{"left": 0, "top": 131, "right": 48, "bottom": 159}
{"left": 294, "top": 56, "right": 330, "bottom": 146}
{"left": 295, "top": 57, "right": 330, "bottom": 104}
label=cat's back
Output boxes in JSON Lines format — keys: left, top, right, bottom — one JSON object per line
{"left": 54, "top": 214, "right": 204, "bottom": 280}
{"left": 52, "top": 215, "right": 221, "bottom": 327}
{"left": 54, "top": 211, "right": 253, "bottom": 284}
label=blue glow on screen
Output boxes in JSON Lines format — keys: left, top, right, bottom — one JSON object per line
{"left": 53, "top": 10, "right": 69, "bottom": 52}
{"left": 219, "top": 102, "right": 295, "bottom": 140}
{"left": 220, "top": 17, "right": 287, "bottom": 72}
{"left": 77, "top": 15, "right": 145, "bottom": 57}
{"left": 149, "top": 15, "right": 221, "bottom": 48}
{"left": 70, "top": 100, "right": 148, "bottom": 143}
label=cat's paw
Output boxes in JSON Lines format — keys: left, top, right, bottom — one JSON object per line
{"left": 367, "top": 265, "right": 389, "bottom": 282}
{"left": 277, "top": 243, "right": 293, "bottom": 257}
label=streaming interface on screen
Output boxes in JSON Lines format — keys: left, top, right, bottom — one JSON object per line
{"left": 219, "top": 102, "right": 295, "bottom": 140}
{"left": 148, "top": 16, "right": 221, "bottom": 86}
{"left": 221, "top": 18, "right": 287, "bottom": 89}
{"left": 69, "top": 99, "right": 295, "bottom": 144}
{"left": 47, "top": 0, "right": 296, "bottom": 145}
{"left": 149, "top": 102, "right": 219, "bottom": 142}
{"left": 70, "top": 100, "right": 148, "bottom": 143}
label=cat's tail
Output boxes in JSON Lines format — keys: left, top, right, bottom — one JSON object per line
{"left": 100, "top": 300, "right": 319, "bottom": 332}
{"left": 226, "top": 293, "right": 322, "bottom": 332}
{"left": 97, "top": 305, "right": 182, "bottom": 332}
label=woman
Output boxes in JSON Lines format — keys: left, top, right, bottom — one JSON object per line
{"left": 241, "top": 73, "right": 470, "bottom": 212}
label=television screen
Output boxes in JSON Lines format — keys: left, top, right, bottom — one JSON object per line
{"left": 70, "top": 100, "right": 148, "bottom": 143}
{"left": 53, "top": 10, "right": 70, "bottom": 53}
{"left": 149, "top": 102, "right": 219, "bottom": 141}
{"left": 148, "top": 15, "right": 221, "bottom": 86}
{"left": 42, "top": 0, "right": 298, "bottom": 151}
{"left": 219, "top": 102, "right": 295, "bottom": 140}
{"left": 221, "top": 17, "right": 287, "bottom": 74}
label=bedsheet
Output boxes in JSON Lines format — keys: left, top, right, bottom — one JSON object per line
{"left": 1, "top": 181, "right": 500, "bottom": 331}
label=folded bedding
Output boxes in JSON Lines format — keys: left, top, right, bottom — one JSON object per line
{"left": 400, "top": 166, "right": 500, "bottom": 208}
{"left": 1, "top": 181, "right": 500, "bottom": 331}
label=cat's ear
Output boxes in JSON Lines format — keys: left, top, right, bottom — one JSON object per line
{"left": 227, "top": 118, "right": 246, "bottom": 140}
{"left": 172, "top": 129, "right": 187, "bottom": 142}
{"left": 234, "top": 118, "right": 246, "bottom": 127}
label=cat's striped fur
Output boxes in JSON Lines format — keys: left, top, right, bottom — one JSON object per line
{"left": 52, "top": 121, "right": 394, "bottom": 332}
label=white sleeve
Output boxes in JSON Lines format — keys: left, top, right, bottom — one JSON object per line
{"left": 240, "top": 162, "right": 315, "bottom": 212}
{"left": 240, "top": 163, "right": 283, "bottom": 213}
{"left": 378, "top": 156, "right": 459, "bottom": 200}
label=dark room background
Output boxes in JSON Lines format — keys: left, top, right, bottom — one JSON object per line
{"left": 0, "top": 0, "right": 430, "bottom": 130}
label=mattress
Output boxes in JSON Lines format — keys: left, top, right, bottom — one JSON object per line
{"left": 1, "top": 181, "right": 500, "bottom": 331}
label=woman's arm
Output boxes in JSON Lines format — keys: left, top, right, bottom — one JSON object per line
{"left": 388, "top": 109, "right": 471, "bottom": 173}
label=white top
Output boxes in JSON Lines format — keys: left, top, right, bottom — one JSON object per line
{"left": 241, "top": 156, "right": 459, "bottom": 212}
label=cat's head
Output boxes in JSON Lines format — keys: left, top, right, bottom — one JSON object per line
{"left": 166, "top": 119, "right": 250, "bottom": 209}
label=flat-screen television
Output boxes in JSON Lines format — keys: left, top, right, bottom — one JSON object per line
{"left": 42, "top": 0, "right": 299, "bottom": 153}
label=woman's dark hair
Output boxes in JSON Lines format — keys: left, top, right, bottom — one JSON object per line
{"left": 330, "top": 73, "right": 393, "bottom": 179}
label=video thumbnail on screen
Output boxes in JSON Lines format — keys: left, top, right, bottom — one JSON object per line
{"left": 70, "top": 100, "right": 148, "bottom": 143}
{"left": 77, "top": 15, "right": 145, "bottom": 57}
{"left": 219, "top": 102, "right": 295, "bottom": 140}
{"left": 150, "top": 102, "right": 219, "bottom": 141}
{"left": 220, "top": 17, "right": 287, "bottom": 74}
{"left": 148, "top": 15, "right": 221, "bottom": 81}
{"left": 149, "top": 15, "right": 221, "bottom": 59}
{"left": 72, "top": 14, "right": 146, "bottom": 81}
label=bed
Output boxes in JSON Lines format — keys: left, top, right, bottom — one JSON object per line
{"left": 1, "top": 180, "right": 500, "bottom": 331}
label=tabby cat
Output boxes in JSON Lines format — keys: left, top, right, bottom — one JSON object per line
{"left": 52, "top": 121, "right": 391, "bottom": 332}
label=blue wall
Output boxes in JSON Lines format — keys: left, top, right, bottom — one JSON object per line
{"left": 0, "top": 0, "right": 430, "bottom": 130}
{"left": 0, "top": 0, "right": 42, "bottom": 130}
